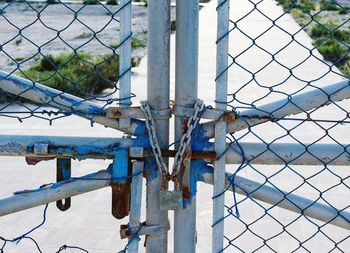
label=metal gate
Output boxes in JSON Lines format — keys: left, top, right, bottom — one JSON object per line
{"left": 0, "top": 0, "right": 349, "bottom": 252}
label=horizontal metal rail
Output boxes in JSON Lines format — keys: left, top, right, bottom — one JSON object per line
{"left": 0, "top": 135, "right": 136, "bottom": 159}
{"left": 1, "top": 135, "right": 349, "bottom": 166}
{"left": 203, "top": 79, "right": 350, "bottom": 138}
{"left": 0, "top": 70, "right": 146, "bottom": 136}
{"left": 224, "top": 142, "right": 350, "bottom": 166}
{"left": 0, "top": 169, "right": 112, "bottom": 217}
{"left": 202, "top": 171, "right": 350, "bottom": 230}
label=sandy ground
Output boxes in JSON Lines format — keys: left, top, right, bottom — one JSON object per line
{"left": 0, "top": 0, "right": 349, "bottom": 252}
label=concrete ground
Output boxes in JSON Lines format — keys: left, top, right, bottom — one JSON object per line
{"left": 0, "top": 0, "right": 349, "bottom": 252}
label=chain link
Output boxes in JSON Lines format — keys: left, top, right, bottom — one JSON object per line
{"left": 140, "top": 99, "right": 205, "bottom": 181}
{"left": 171, "top": 100, "right": 205, "bottom": 178}
{"left": 140, "top": 101, "right": 168, "bottom": 178}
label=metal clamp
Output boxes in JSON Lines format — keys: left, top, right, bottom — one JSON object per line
{"left": 120, "top": 219, "right": 171, "bottom": 239}
{"left": 173, "top": 104, "right": 236, "bottom": 122}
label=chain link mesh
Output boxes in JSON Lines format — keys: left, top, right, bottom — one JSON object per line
{"left": 0, "top": 0, "right": 145, "bottom": 252}
{"left": 217, "top": 0, "right": 350, "bottom": 252}
{"left": 0, "top": 0, "right": 147, "bottom": 124}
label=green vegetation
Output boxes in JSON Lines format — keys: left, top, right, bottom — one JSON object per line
{"left": 74, "top": 32, "right": 93, "bottom": 40}
{"left": 276, "top": 0, "right": 350, "bottom": 78}
{"left": 131, "top": 36, "right": 146, "bottom": 48}
{"left": 310, "top": 21, "right": 350, "bottom": 66}
{"left": 18, "top": 52, "right": 139, "bottom": 98}
{"left": 277, "top": 0, "right": 315, "bottom": 13}
{"left": 14, "top": 57, "right": 25, "bottom": 62}
{"left": 109, "top": 36, "right": 146, "bottom": 49}
{"left": 83, "top": 0, "right": 98, "bottom": 5}
{"left": 106, "top": 0, "right": 118, "bottom": 5}
{"left": 313, "top": 38, "right": 348, "bottom": 62}
{"left": 310, "top": 22, "right": 350, "bottom": 42}
{"left": 15, "top": 37, "right": 22, "bottom": 46}
{"left": 319, "top": 0, "right": 339, "bottom": 11}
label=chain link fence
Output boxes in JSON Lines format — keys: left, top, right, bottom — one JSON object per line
{"left": 0, "top": 0, "right": 145, "bottom": 252}
{"left": 215, "top": 0, "right": 350, "bottom": 251}
{"left": 0, "top": 0, "right": 148, "bottom": 125}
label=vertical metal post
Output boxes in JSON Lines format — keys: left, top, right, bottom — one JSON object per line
{"left": 174, "top": 0, "right": 199, "bottom": 252}
{"left": 119, "top": 0, "right": 132, "bottom": 127}
{"left": 146, "top": 0, "right": 170, "bottom": 252}
{"left": 127, "top": 161, "right": 144, "bottom": 253}
{"left": 213, "top": 0, "right": 230, "bottom": 252}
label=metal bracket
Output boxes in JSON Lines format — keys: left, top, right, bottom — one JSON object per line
{"left": 107, "top": 107, "right": 172, "bottom": 120}
{"left": 56, "top": 158, "right": 71, "bottom": 211}
{"left": 107, "top": 105, "right": 236, "bottom": 122}
{"left": 173, "top": 104, "right": 236, "bottom": 122}
{"left": 120, "top": 219, "right": 171, "bottom": 239}
{"left": 111, "top": 149, "right": 130, "bottom": 219}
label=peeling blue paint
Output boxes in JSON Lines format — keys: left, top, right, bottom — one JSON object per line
{"left": 144, "top": 158, "right": 158, "bottom": 181}
{"left": 113, "top": 149, "right": 129, "bottom": 184}
{"left": 191, "top": 123, "right": 212, "bottom": 152}
{"left": 183, "top": 159, "right": 214, "bottom": 207}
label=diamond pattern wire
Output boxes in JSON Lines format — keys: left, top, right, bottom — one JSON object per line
{"left": 0, "top": 0, "right": 145, "bottom": 125}
{"left": 0, "top": 1, "right": 141, "bottom": 252}
{"left": 218, "top": 0, "right": 350, "bottom": 252}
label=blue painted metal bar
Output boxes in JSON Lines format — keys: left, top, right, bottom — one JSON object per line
{"left": 112, "top": 149, "right": 130, "bottom": 219}
{"left": 0, "top": 70, "right": 146, "bottom": 136}
{"left": 0, "top": 168, "right": 113, "bottom": 217}
{"left": 0, "top": 134, "right": 148, "bottom": 159}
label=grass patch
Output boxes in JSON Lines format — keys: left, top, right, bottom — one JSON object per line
{"left": 310, "top": 22, "right": 350, "bottom": 42}
{"left": 74, "top": 32, "right": 93, "bottom": 40}
{"left": 106, "top": 0, "right": 118, "bottom": 5}
{"left": 15, "top": 37, "right": 22, "bottom": 46}
{"left": 109, "top": 36, "right": 146, "bottom": 49}
{"left": 14, "top": 57, "right": 25, "bottom": 62}
{"left": 276, "top": 0, "right": 350, "bottom": 78}
{"left": 277, "top": 0, "right": 316, "bottom": 13}
{"left": 131, "top": 36, "right": 146, "bottom": 48}
{"left": 83, "top": 0, "right": 98, "bottom": 5}
{"left": 319, "top": 0, "right": 339, "bottom": 11}
{"left": 313, "top": 37, "right": 348, "bottom": 63}
{"left": 17, "top": 52, "right": 139, "bottom": 99}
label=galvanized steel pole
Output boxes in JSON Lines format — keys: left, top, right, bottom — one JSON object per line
{"left": 213, "top": 0, "right": 230, "bottom": 252}
{"left": 145, "top": 0, "right": 171, "bottom": 252}
{"left": 174, "top": 0, "right": 199, "bottom": 252}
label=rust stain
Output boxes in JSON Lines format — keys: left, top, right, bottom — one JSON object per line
{"left": 111, "top": 182, "right": 130, "bottom": 219}
{"left": 182, "top": 185, "right": 191, "bottom": 200}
